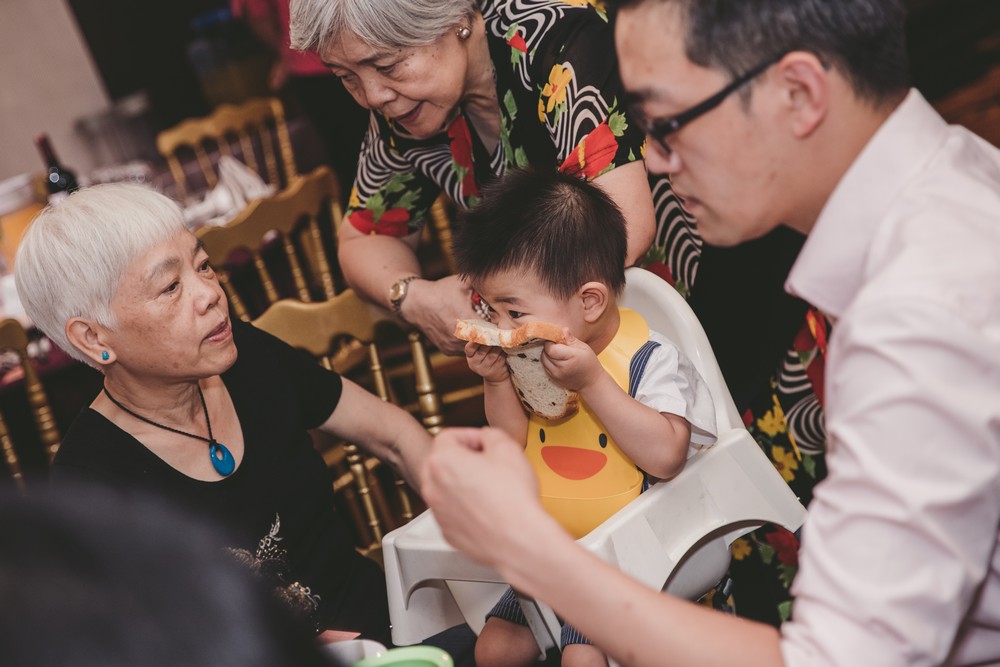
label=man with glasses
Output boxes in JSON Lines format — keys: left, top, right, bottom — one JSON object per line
{"left": 422, "top": 0, "right": 1000, "bottom": 665}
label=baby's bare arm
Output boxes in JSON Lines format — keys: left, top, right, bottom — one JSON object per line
{"left": 576, "top": 370, "right": 691, "bottom": 480}
{"left": 465, "top": 342, "right": 529, "bottom": 441}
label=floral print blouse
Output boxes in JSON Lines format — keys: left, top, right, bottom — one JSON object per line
{"left": 345, "top": 0, "right": 644, "bottom": 236}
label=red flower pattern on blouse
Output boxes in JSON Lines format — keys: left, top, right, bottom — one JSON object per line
{"left": 447, "top": 115, "right": 480, "bottom": 200}
{"left": 559, "top": 121, "right": 618, "bottom": 179}
{"left": 792, "top": 308, "right": 828, "bottom": 406}
{"left": 644, "top": 261, "right": 676, "bottom": 287}
{"left": 506, "top": 32, "right": 527, "bottom": 53}
{"left": 765, "top": 529, "right": 800, "bottom": 567}
{"left": 348, "top": 207, "right": 411, "bottom": 237}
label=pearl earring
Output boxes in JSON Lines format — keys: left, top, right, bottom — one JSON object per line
{"left": 457, "top": 25, "right": 471, "bottom": 40}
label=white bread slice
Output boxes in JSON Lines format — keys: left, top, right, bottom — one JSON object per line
{"left": 455, "top": 319, "right": 579, "bottom": 420}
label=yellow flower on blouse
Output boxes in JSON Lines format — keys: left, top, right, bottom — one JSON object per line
{"left": 560, "top": 0, "right": 607, "bottom": 11}
{"left": 348, "top": 186, "right": 360, "bottom": 209}
{"left": 541, "top": 64, "right": 573, "bottom": 113}
{"left": 731, "top": 538, "right": 752, "bottom": 561}
{"left": 756, "top": 394, "right": 787, "bottom": 436}
{"left": 538, "top": 97, "right": 547, "bottom": 123}
{"left": 771, "top": 445, "right": 799, "bottom": 483}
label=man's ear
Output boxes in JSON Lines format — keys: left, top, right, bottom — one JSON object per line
{"left": 579, "top": 282, "right": 610, "bottom": 323}
{"left": 774, "top": 51, "right": 830, "bottom": 139}
{"left": 66, "top": 317, "right": 114, "bottom": 367}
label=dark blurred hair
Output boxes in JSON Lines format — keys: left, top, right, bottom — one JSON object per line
{"left": 0, "top": 484, "right": 330, "bottom": 667}
{"left": 608, "top": 0, "right": 910, "bottom": 106}
{"left": 454, "top": 168, "right": 627, "bottom": 299}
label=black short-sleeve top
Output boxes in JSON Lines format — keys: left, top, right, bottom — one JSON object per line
{"left": 53, "top": 321, "right": 387, "bottom": 637}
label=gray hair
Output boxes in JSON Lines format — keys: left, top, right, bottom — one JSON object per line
{"left": 14, "top": 184, "right": 184, "bottom": 364}
{"left": 290, "top": 0, "right": 480, "bottom": 54}
{"left": 610, "top": 0, "right": 909, "bottom": 107}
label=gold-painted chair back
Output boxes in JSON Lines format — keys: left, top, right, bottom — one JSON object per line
{"left": 252, "top": 292, "right": 445, "bottom": 559}
{"left": 0, "top": 319, "right": 60, "bottom": 490}
{"left": 198, "top": 166, "right": 342, "bottom": 321}
{"left": 156, "top": 97, "right": 297, "bottom": 202}
{"left": 427, "top": 194, "right": 457, "bottom": 276}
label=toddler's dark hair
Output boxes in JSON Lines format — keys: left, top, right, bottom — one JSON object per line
{"left": 454, "top": 168, "right": 627, "bottom": 298}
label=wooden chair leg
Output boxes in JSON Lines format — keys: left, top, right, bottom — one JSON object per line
{"left": 0, "top": 412, "right": 24, "bottom": 491}
{"left": 343, "top": 441, "right": 384, "bottom": 548}
{"left": 409, "top": 331, "right": 444, "bottom": 434}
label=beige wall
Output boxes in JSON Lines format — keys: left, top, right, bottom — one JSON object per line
{"left": 0, "top": 0, "right": 110, "bottom": 182}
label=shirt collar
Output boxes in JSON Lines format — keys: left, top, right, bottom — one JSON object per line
{"left": 785, "top": 89, "right": 949, "bottom": 319}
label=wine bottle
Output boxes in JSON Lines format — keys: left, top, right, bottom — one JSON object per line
{"left": 34, "top": 134, "right": 80, "bottom": 204}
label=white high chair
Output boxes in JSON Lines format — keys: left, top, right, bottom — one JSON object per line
{"left": 382, "top": 267, "right": 807, "bottom": 655}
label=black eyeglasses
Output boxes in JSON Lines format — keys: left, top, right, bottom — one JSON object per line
{"left": 629, "top": 51, "right": 789, "bottom": 156}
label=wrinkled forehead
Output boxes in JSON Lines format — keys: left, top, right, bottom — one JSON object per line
{"left": 319, "top": 29, "right": 399, "bottom": 68}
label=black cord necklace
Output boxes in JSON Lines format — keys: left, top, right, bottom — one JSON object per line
{"left": 103, "top": 384, "right": 235, "bottom": 476}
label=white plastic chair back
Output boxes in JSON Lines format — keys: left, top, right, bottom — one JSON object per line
{"left": 382, "top": 268, "right": 807, "bottom": 654}
{"left": 620, "top": 267, "right": 743, "bottom": 431}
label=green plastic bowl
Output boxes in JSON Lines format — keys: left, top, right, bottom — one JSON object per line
{"left": 353, "top": 645, "right": 454, "bottom": 667}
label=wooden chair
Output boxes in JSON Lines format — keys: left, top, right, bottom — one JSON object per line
{"left": 335, "top": 191, "right": 483, "bottom": 428}
{"left": 156, "top": 97, "right": 297, "bottom": 202}
{"left": 0, "top": 319, "right": 60, "bottom": 490}
{"left": 425, "top": 194, "right": 458, "bottom": 276}
{"left": 252, "top": 291, "right": 442, "bottom": 559}
{"left": 198, "top": 165, "right": 342, "bottom": 321}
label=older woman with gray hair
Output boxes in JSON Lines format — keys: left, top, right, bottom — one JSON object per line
{"left": 289, "top": 0, "right": 676, "bottom": 355}
{"left": 14, "top": 183, "right": 432, "bottom": 643}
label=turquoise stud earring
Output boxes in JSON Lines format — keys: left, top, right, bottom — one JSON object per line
{"left": 101, "top": 351, "right": 110, "bottom": 361}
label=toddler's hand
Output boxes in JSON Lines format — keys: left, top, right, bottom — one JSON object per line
{"left": 542, "top": 329, "right": 602, "bottom": 392}
{"left": 464, "top": 341, "right": 510, "bottom": 384}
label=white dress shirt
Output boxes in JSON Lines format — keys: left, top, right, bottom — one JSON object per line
{"left": 781, "top": 90, "right": 1000, "bottom": 666}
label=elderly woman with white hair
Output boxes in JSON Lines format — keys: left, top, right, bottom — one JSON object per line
{"left": 14, "top": 183, "right": 432, "bottom": 644}
{"left": 288, "top": 0, "right": 680, "bottom": 356}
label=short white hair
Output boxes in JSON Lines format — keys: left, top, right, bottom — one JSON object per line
{"left": 290, "top": 0, "right": 480, "bottom": 54}
{"left": 14, "top": 184, "right": 184, "bottom": 364}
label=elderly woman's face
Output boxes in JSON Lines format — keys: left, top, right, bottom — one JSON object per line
{"left": 320, "top": 30, "right": 471, "bottom": 139}
{"left": 104, "top": 230, "right": 236, "bottom": 380}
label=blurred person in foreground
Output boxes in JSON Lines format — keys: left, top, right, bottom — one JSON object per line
{"left": 14, "top": 183, "right": 432, "bottom": 645}
{"left": 0, "top": 483, "right": 331, "bottom": 667}
{"left": 422, "top": 0, "right": 1000, "bottom": 665}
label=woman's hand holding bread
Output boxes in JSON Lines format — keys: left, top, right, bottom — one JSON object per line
{"left": 403, "top": 275, "right": 478, "bottom": 356}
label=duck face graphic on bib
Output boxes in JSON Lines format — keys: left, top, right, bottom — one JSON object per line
{"left": 524, "top": 308, "right": 648, "bottom": 539}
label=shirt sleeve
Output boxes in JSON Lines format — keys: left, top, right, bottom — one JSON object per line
{"left": 530, "top": 9, "right": 647, "bottom": 180}
{"left": 344, "top": 115, "right": 444, "bottom": 237}
{"left": 234, "top": 321, "right": 343, "bottom": 430}
{"left": 634, "top": 331, "right": 717, "bottom": 455}
{"left": 781, "top": 297, "right": 1000, "bottom": 666}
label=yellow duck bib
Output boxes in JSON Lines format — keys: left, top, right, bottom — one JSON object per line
{"left": 525, "top": 308, "right": 649, "bottom": 538}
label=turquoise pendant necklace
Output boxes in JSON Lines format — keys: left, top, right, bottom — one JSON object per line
{"left": 103, "top": 384, "right": 236, "bottom": 476}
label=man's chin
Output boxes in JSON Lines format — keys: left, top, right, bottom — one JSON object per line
{"left": 695, "top": 218, "right": 775, "bottom": 248}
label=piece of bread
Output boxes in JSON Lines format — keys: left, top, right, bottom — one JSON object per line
{"left": 455, "top": 319, "right": 579, "bottom": 420}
